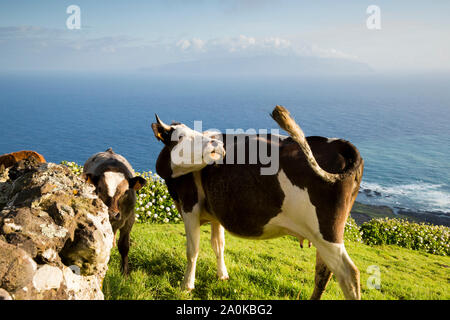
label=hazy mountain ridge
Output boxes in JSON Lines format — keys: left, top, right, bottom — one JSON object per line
{"left": 142, "top": 55, "right": 373, "bottom": 76}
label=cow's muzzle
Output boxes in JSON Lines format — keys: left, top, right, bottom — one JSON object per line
{"left": 110, "top": 211, "right": 121, "bottom": 221}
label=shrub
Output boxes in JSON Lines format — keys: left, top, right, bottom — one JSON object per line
{"left": 61, "top": 161, "right": 181, "bottom": 224}
{"left": 360, "top": 218, "right": 449, "bottom": 256}
{"left": 61, "top": 161, "right": 83, "bottom": 176}
{"left": 344, "top": 217, "right": 363, "bottom": 243}
{"left": 133, "top": 171, "right": 181, "bottom": 224}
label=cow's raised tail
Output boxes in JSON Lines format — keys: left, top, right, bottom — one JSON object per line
{"left": 271, "top": 105, "right": 363, "bottom": 184}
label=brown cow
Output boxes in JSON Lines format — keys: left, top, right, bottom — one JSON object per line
{"left": 0, "top": 151, "right": 46, "bottom": 169}
{"left": 82, "top": 148, "right": 146, "bottom": 275}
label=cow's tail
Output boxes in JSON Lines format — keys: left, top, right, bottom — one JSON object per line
{"left": 271, "top": 105, "right": 341, "bottom": 184}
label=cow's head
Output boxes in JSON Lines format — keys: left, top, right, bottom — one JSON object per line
{"left": 151, "top": 115, "right": 225, "bottom": 178}
{"left": 84, "top": 171, "right": 146, "bottom": 224}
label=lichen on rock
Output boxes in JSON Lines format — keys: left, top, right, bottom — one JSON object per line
{"left": 0, "top": 156, "right": 113, "bottom": 299}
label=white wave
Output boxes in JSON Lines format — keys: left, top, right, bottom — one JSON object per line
{"left": 359, "top": 181, "right": 450, "bottom": 213}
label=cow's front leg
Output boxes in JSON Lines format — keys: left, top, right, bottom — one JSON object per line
{"left": 210, "top": 221, "right": 229, "bottom": 280}
{"left": 182, "top": 208, "right": 201, "bottom": 292}
{"left": 118, "top": 217, "right": 134, "bottom": 276}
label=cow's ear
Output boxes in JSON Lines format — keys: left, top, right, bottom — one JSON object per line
{"left": 152, "top": 114, "right": 172, "bottom": 145}
{"left": 84, "top": 173, "right": 98, "bottom": 185}
{"left": 151, "top": 123, "right": 166, "bottom": 143}
{"left": 129, "top": 176, "right": 147, "bottom": 191}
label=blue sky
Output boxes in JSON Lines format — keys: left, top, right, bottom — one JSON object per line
{"left": 1, "top": 0, "right": 449, "bottom": 72}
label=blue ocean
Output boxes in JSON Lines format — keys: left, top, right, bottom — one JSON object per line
{"left": 0, "top": 73, "right": 449, "bottom": 214}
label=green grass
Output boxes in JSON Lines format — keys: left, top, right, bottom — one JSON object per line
{"left": 103, "top": 223, "right": 450, "bottom": 300}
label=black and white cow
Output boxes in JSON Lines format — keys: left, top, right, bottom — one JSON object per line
{"left": 151, "top": 106, "right": 364, "bottom": 299}
{"left": 83, "top": 148, "right": 146, "bottom": 275}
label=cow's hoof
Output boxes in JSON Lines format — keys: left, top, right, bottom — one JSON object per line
{"left": 182, "top": 284, "right": 195, "bottom": 293}
{"left": 218, "top": 274, "right": 229, "bottom": 281}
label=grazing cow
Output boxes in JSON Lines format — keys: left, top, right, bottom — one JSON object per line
{"left": 0, "top": 150, "right": 46, "bottom": 169}
{"left": 82, "top": 148, "right": 146, "bottom": 275}
{"left": 151, "top": 106, "right": 364, "bottom": 299}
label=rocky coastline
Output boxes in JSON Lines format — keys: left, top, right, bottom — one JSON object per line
{"left": 351, "top": 201, "right": 450, "bottom": 227}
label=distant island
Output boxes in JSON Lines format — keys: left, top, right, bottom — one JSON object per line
{"left": 141, "top": 55, "right": 373, "bottom": 76}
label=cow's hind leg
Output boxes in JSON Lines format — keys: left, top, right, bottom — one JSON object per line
{"left": 210, "top": 221, "right": 229, "bottom": 280}
{"left": 314, "top": 240, "right": 360, "bottom": 300}
{"left": 310, "top": 251, "right": 332, "bottom": 300}
{"left": 182, "top": 209, "right": 201, "bottom": 292}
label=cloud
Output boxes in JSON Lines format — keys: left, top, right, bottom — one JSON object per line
{"left": 294, "top": 21, "right": 450, "bottom": 72}
{"left": 176, "top": 38, "right": 205, "bottom": 51}
{"left": 263, "top": 37, "right": 290, "bottom": 49}
{"left": 172, "top": 34, "right": 358, "bottom": 61}
{"left": 0, "top": 26, "right": 62, "bottom": 38}
{"left": 0, "top": 26, "right": 139, "bottom": 54}
{"left": 0, "top": 26, "right": 361, "bottom": 71}
{"left": 0, "top": 26, "right": 162, "bottom": 71}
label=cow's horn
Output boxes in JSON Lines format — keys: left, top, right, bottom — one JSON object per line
{"left": 155, "top": 114, "right": 171, "bottom": 131}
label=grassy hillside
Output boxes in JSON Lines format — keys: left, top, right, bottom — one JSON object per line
{"left": 103, "top": 223, "right": 450, "bottom": 300}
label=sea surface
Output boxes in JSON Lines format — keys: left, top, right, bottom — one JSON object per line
{"left": 0, "top": 72, "right": 449, "bottom": 215}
